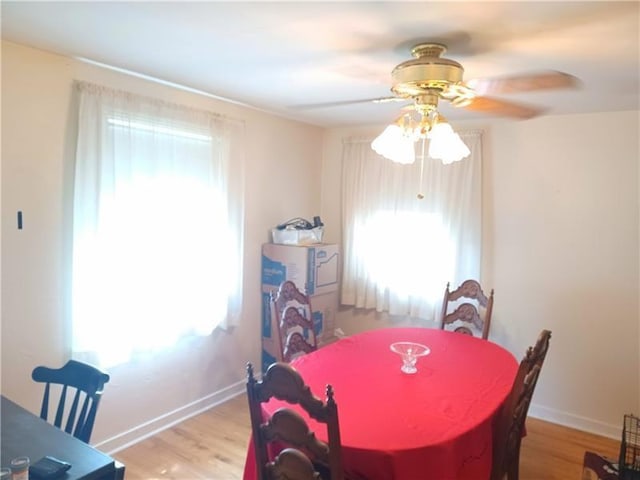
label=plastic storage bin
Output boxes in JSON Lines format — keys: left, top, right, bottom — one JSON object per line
{"left": 271, "top": 226, "right": 324, "bottom": 245}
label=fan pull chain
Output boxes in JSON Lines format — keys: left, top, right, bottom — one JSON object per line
{"left": 417, "top": 137, "right": 426, "bottom": 199}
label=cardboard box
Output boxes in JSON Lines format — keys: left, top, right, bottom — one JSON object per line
{"left": 311, "top": 291, "right": 339, "bottom": 346}
{"left": 261, "top": 243, "right": 339, "bottom": 296}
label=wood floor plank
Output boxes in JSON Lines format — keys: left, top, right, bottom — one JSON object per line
{"left": 114, "top": 394, "right": 621, "bottom": 479}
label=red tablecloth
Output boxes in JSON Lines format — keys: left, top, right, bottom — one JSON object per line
{"left": 243, "top": 327, "right": 518, "bottom": 480}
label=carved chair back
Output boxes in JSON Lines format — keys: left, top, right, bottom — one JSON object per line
{"left": 490, "top": 330, "right": 552, "bottom": 480}
{"left": 440, "top": 279, "right": 494, "bottom": 339}
{"left": 527, "top": 329, "right": 552, "bottom": 371}
{"left": 246, "top": 362, "right": 344, "bottom": 480}
{"left": 266, "top": 447, "right": 323, "bottom": 480}
{"left": 272, "top": 281, "right": 317, "bottom": 362}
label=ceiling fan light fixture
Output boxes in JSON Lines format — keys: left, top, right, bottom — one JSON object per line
{"left": 427, "top": 114, "right": 470, "bottom": 164}
{"left": 371, "top": 110, "right": 470, "bottom": 166}
{"left": 367, "top": 39, "right": 574, "bottom": 168}
{"left": 371, "top": 123, "right": 416, "bottom": 165}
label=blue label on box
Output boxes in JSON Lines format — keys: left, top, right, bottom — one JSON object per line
{"left": 306, "top": 248, "right": 315, "bottom": 294}
{"left": 262, "top": 348, "right": 277, "bottom": 373}
{"left": 262, "top": 291, "right": 272, "bottom": 337}
{"left": 312, "top": 311, "right": 323, "bottom": 336}
{"left": 262, "top": 254, "right": 286, "bottom": 286}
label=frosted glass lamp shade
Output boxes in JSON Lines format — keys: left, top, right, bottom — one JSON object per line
{"left": 371, "top": 125, "right": 416, "bottom": 165}
{"left": 428, "top": 122, "right": 470, "bottom": 164}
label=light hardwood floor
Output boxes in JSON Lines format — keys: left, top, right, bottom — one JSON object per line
{"left": 114, "top": 394, "right": 620, "bottom": 479}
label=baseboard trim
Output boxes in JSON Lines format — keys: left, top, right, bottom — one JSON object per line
{"left": 95, "top": 378, "right": 247, "bottom": 454}
{"left": 528, "top": 402, "right": 622, "bottom": 440}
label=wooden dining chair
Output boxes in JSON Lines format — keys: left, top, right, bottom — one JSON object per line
{"left": 31, "top": 359, "right": 110, "bottom": 444}
{"left": 527, "top": 329, "right": 552, "bottom": 371}
{"left": 440, "top": 279, "right": 494, "bottom": 339}
{"left": 266, "top": 446, "right": 323, "bottom": 480}
{"left": 271, "top": 281, "right": 318, "bottom": 362}
{"left": 490, "top": 330, "right": 552, "bottom": 480}
{"left": 246, "top": 362, "right": 345, "bottom": 480}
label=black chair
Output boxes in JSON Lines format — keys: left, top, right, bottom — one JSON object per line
{"left": 32, "top": 359, "right": 110, "bottom": 444}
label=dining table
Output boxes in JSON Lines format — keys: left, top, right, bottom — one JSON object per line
{"left": 243, "top": 327, "right": 519, "bottom": 480}
{"left": 1, "top": 395, "right": 120, "bottom": 480}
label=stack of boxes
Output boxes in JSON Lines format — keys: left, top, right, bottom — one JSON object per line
{"left": 261, "top": 243, "right": 340, "bottom": 372}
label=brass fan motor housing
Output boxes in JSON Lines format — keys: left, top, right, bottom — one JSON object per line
{"left": 391, "top": 43, "right": 464, "bottom": 98}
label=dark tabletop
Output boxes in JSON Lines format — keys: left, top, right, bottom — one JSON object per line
{"left": 1, "top": 396, "right": 116, "bottom": 480}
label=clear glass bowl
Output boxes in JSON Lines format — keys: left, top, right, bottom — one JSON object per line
{"left": 390, "top": 341, "right": 430, "bottom": 374}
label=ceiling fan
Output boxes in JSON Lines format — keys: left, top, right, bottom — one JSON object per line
{"left": 292, "top": 42, "right": 580, "bottom": 119}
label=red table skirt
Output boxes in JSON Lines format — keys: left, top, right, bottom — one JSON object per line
{"left": 243, "top": 327, "right": 518, "bottom": 480}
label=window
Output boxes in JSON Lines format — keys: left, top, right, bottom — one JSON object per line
{"left": 341, "top": 132, "right": 482, "bottom": 321}
{"left": 72, "top": 82, "right": 244, "bottom": 367}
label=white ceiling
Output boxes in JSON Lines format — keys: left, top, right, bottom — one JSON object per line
{"left": 2, "top": 1, "right": 639, "bottom": 127}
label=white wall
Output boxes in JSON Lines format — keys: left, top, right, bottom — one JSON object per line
{"left": 321, "top": 111, "right": 640, "bottom": 438}
{"left": 0, "top": 41, "right": 324, "bottom": 451}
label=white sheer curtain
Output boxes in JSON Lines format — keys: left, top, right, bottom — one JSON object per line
{"left": 72, "top": 81, "right": 245, "bottom": 367}
{"left": 341, "top": 131, "right": 482, "bottom": 322}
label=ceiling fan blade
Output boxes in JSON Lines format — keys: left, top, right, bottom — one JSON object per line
{"left": 467, "top": 71, "right": 580, "bottom": 95}
{"left": 288, "top": 96, "right": 403, "bottom": 110}
{"left": 460, "top": 96, "right": 544, "bottom": 119}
